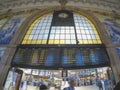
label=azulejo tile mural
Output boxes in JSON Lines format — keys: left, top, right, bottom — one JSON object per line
{"left": 0, "top": 14, "right": 29, "bottom": 44}
{"left": 0, "top": 47, "right": 6, "bottom": 61}
{"left": 103, "top": 19, "right": 120, "bottom": 44}
{"left": 116, "top": 47, "right": 120, "bottom": 59}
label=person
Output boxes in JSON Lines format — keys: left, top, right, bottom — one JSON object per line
{"left": 8, "top": 82, "right": 13, "bottom": 90}
{"left": 97, "top": 80, "right": 103, "bottom": 90}
{"left": 63, "top": 79, "right": 75, "bottom": 90}
{"left": 39, "top": 84, "right": 48, "bottom": 90}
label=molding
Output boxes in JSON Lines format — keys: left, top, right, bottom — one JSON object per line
{"left": 0, "top": 6, "right": 120, "bottom": 85}
{"left": 0, "top": 6, "right": 120, "bottom": 19}
{"left": 0, "top": 0, "right": 119, "bottom": 14}
{"left": 12, "top": 7, "right": 111, "bottom": 45}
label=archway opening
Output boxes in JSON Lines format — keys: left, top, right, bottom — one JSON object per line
{"left": 4, "top": 10, "right": 114, "bottom": 90}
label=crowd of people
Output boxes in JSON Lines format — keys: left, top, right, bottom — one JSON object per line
{"left": 19, "top": 78, "right": 120, "bottom": 90}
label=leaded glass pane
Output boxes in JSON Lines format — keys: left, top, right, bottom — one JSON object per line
{"left": 48, "top": 26, "right": 76, "bottom": 44}
{"left": 22, "top": 13, "right": 102, "bottom": 44}
{"left": 74, "top": 14, "right": 102, "bottom": 44}
{"left": 22, "top": 14, "right": 53, "bottom": 44}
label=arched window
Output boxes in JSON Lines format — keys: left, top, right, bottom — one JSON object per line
{"left": 12, "top": 10, "right": 109, "bottom": 69}
{"left": 22, "top": 12, "right": 102, "bottom": 45}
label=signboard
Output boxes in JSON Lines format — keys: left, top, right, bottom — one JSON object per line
{"left": 12, "top": 46, "right": 109, "bottom": 69}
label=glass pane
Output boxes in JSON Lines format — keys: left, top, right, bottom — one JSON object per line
{"left": 61, "top": 30, "right": 65, "bottom": 33}
{"left": 85, "top": 30, "right": 90, "bottom": 34}
{"left": 71, "top": 40, "right": 76, "bottom": 44}
{"left": 74, "top": 13, "right": 102, "bottom": 44}
{"left": 71, "top": 34, "right": 76, "bottom": 39}
{"left": 54, "top": 40, "right": 59, "bottom": 44}
{"left": 81, "top": 30, "right": 86, "bottom": 34}
{"left": 77, "top": 35, "right": 82, "bottom": 39}
{"left": 82, "top": 35, "right": 87, "bottom": 39}
{"left": 22, "top": 14, "right": 53, "bottom": 44}
{"left": 55, "top": 34, "right": 59, "bottom": 39}
{"left": 22, "top": 13, "right": 102, "bottom": 45}
{"left": 36, "top": 40, "right": 41, "bottom": 44}
{"left": 66, "top": 30, "right": 70, "bottom": 33}
{"left": 31, "top": 30, "right": 36, "bottom": 34}
{"left": 28, "top": 35, "right": 33, "bottom": 40}
{"left": 43, "top": 35, "right": 48, "bottom": 39}
{"left": 60, "top": 40, "right": 65, "bottom": 44}
{"left": 91, "top": 35, "right": 96, "bottom": 39}
{"left": 33, "top": 35, "right": 38, "bottom": 40}
{"left": 35, "top": 30, "right": 40, "bottom": 34}
{"left": 38, "top": 35, "right": 43, "bottom": 39}
{"left": 56, "top": 30, "right": 61, "bottom": 34}
{"left": 49, "top": 35, "right": 54, "bottom": 39}
{"left": 66, "top": 34, "right": 70, "bottom": 39}
{"left": 80, "top": 26, "right": 84, "bottom": 30}
{"left": 66, "top": 40, "right": 71, "bottom": 44}
{"left": 51, "top": 30, "right": 55, "bottom": 33}
{"left": 60, "top": 35, "right": 65, "bottom": 39}
{"left": 70, "top": 30, "right": 75, "bottom": 33}
{"left": 41, "top": 40, "right": 47, "bottom": 44}
{"left": 48, "top": 40, "right": 54, "bottom": 44}
{"left": 49, "top": 26, "right": 75, "bottom": 44}
{"left": 87, "top": 35, "right": 92, "bottom": 39}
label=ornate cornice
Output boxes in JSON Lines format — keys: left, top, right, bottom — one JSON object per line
{"left": 0, "top": 6, "right": 120, "bottom": 20}
{"left": 0, "top": 0, "right": 119, "bottom": 14}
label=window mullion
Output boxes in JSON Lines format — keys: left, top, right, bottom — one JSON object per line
{"left": 46, "top": 17, "right": 53, "bottom": 44}
{"left": 73, "top": 16, "right": 78, "bottom": 44}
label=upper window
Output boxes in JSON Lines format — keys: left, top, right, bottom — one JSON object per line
{"left": 22, "top": 12, "right": 102, "bottom": 44}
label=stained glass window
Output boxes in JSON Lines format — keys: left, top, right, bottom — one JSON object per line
{"left": 22, "top": 14, "right": 53, "bottom": 44}
{"left": 22, "top": 12, "right": 102, "bottom": 44}
{"left": 49, "top": 26, "right": 76, "bottom": 44}
{"left": 14, "top": 11, "right": 109, "bottom": 69}
{"left": 74, "top": 14, "right": 101, "bottom": 44}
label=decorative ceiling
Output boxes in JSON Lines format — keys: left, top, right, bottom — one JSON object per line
{"left": 0, "top": 0, "right": 120, "bottom": 13}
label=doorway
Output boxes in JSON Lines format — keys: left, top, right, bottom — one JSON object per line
{"left": 4, "top": 67, "right": 114, "bottom": 90}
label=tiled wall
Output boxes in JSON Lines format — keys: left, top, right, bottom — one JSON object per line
{"left": 0, "top": 47, "right": 6, "bottom": 61}
{"left": 116, "top": 47, "right": 120, "bottom": 59}
{"left": 0, "top": 14, "right": 29, "bottom": 44}
{"left": 103, "top": 19, "right": 120, "bottom": 44}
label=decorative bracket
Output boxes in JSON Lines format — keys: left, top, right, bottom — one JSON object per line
{"left": 59, "top": 0, "right": 67, "bottom": 9}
